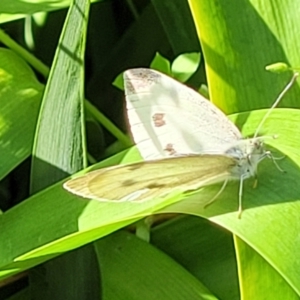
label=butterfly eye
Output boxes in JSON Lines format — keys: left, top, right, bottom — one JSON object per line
{"left": 256, "top": 140, "right": 263, "bottom": 148}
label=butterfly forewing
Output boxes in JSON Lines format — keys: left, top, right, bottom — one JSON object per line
{"left": 63, "top": 155, "right": 237, "bottom": 202}
{"left": 124, "top": 68, "right": 242, "bottom": 160}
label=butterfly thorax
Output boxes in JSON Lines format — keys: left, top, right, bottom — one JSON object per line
{"left": 225, "top": 138, "right": 268, "bottom": 180}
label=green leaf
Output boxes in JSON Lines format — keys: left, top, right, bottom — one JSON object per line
{"left": 235, "top": 236, "right": 299, "bottom": 299}
{"left": 150, "top": 52, "right": 171, "bottom": 74}
{"left": 0, "top": 48, "right": 43, "bottom": 180}
{"left": 152, "top": 216, "right": 239, "bottom": 299}
{"left": 188, "top": 0, "right": 300, "bottom": 113}
{"left": 94, "top": 230, "right": 218, "bottom": 300}
{"left": 0, "top": 0, "right": 100, "bottom": 24}
{"left": 171, "top": 52, "right": 201, "bottom": 82}
{"left": 112, "top": 71, "right": 124, "bottom": 90}
{"left": 30, "top": 0, "right": 90, "bottom": 192}
{"left": 28, "top": 1, "right": 96, "bottom": 299}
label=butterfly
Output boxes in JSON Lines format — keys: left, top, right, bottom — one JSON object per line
{"left": 64, "top": 68, "right": 291, "bottom": 217}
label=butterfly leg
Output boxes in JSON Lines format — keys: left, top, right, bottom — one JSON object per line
{"left": 204, "top": 179, "right": 228, "bottom": 209}
{"left": 238, "top": 174, "right": 247, "bottom": 219}
{"left": 266, "top": 151, "right": 286, "bottom": 173}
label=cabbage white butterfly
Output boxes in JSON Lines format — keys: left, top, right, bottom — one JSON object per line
{"left": 64, "top": 68, "right": 297, "bottom": 217}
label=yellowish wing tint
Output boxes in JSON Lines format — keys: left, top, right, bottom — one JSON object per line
{"left": 63, "top": 155, "right": 237, "bottom": 202}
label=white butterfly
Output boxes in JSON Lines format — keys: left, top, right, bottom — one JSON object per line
{"left": 124, "top": 69, "right": 271, "bottom": 214}
{"left": 64, "top": 68, "right": 294, "bottom": 216}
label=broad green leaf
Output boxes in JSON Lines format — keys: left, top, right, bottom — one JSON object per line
{"left": 94, "top": 231, "right": 217, "bottom": 300}
{"left": 31, "top": 0, "right": 90, "bottom": 191}
{"left": 0, "top": 48, "right": 43, "bottom": 180}
{"left": 235, "top": 236, "right": 299, "bottom": 299}
{"left": 28, "top": 0, "right": 94, "bottom": 299}
{"left": 152, "top": 216, "right": 239, "bottom": 299}
{"left": 188, "top": 0, "right": 300, "bottom": 113}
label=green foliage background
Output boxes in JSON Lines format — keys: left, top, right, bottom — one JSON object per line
{"left": 0, "top": 0, "right": 300, "bottom": 299}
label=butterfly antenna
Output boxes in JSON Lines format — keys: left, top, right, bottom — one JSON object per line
{"left": 254, "top": 72, "right": 299, "bottom": 138}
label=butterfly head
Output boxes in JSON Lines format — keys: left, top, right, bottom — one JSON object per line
{"left": 226, "top": 137, "right": 268, "bottom": 180}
